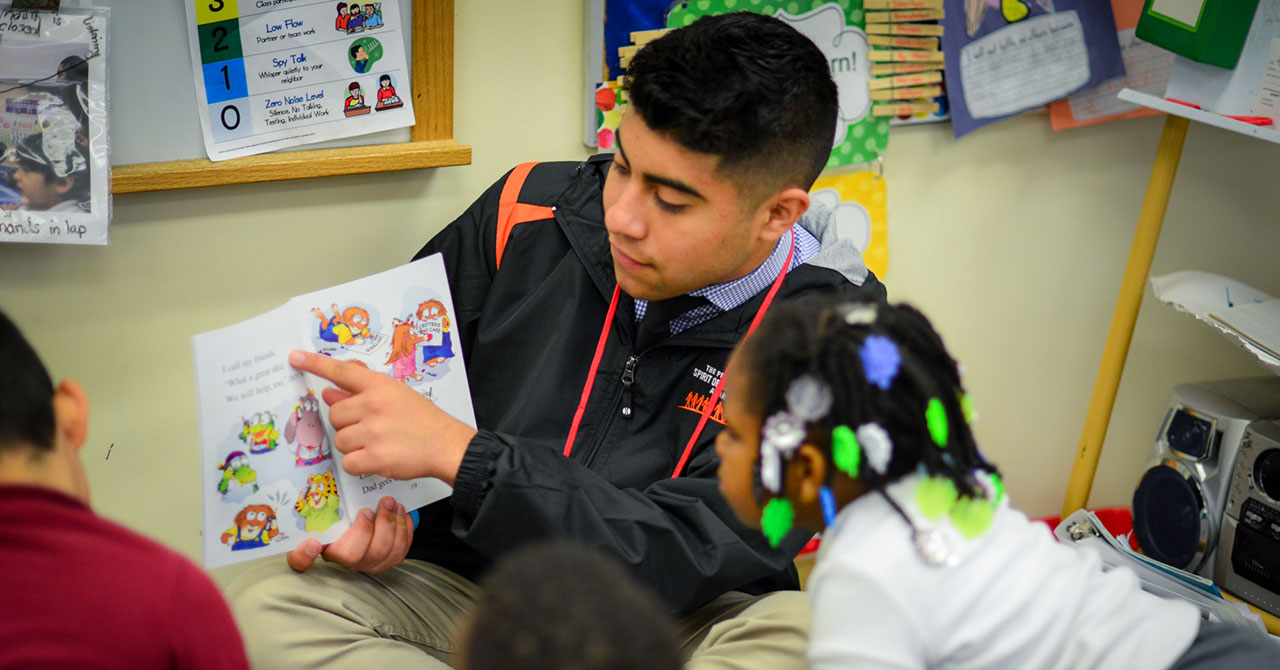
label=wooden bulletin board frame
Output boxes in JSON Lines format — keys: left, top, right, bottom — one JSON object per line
{"left": 109, "top": 0, "right": 468, "bottom": 194}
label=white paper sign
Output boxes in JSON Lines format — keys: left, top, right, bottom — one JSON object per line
{"left": 183, "top": 0, "right": 414, "bottom": 161}
{"left": 1150, "top": 0, "right": 1206, "bottom": 28}
{"left": 0, "top": 7, "right": 111, "bottom": 246}
{"left": 961, "top": 11, "right": 1090, "bottom": 119}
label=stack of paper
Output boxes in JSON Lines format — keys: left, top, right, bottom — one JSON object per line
{"left": 1150, "top": 271, "right": 1280, "bottom": 376}
{"left": 1055, "top": 509, "right": 1267, "bottom": 633}
{"left": 1211, "top": 301, "right": 1280, "bottom": 360}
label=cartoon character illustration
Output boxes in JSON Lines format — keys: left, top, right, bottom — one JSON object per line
{"left": 286, "top": 390, "right": 330, "bottom": 466}
{"left": 362, "top": 3, "right": 383, "bottom": 30}
{"left": 312, "top": 303, "right": 371, "bottom": 345}
{"left": 221, "top": 504, "right": 279, "bottom": 550}
{"left": 295, "top": 471, "right": 342, "bottom": 532}
{"left": 350, "top": 43, "right": 371, "bottom": 73}
{"left": 239, "top": 411, "right": 280, "bottom": 454}
{"left": 386, "top": 317, "right": 425, "bottom": 382}
{"left": 347, "top": 4, "right": 365, "bottom": 32}
{"left": 335, "top": 1, "right": 350, "bottom": 31}
{"left": 216, "top": 450, "right": 259, "bottom": 496}
{"left": 374, "top": 74, "right": 402, "bottom": 111}
{"left": 415, "top": 299, "right": 455, "bottom": 370}
{"left": 344, "top": 82, "right": 369, "bottom": 117}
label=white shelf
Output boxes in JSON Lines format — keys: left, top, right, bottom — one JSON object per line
{"left": 1118, "top": 89, "right": 1280, "bottom": 145}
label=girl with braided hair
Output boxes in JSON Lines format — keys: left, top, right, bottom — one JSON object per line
{"left": 713, "top": 296, "right": 1274, "bottom": 669}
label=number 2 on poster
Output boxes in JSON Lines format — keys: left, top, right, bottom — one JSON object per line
{"left": 194, "top": 0, "right": 253, "bottom": 142}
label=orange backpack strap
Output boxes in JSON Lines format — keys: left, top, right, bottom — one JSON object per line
{"left": 495, "top": 162, "right": 555, "bottom": 270}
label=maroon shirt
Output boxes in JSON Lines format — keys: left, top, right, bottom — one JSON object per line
{"left": 0, "top": 485, "right": 248, "bottom": 669}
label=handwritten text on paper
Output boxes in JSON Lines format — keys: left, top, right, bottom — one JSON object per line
{"left": 961, "top": 11, "right": 1090, "bottom": 120}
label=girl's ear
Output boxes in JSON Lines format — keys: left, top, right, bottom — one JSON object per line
{"left": 787, "top": 443, "right": 828, "bottom": 508}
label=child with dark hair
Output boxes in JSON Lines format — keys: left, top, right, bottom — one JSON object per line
{"left": 462, "top": 541, "right": 682, "bottom": 670}
{"left": 350, "top": 43, "right": 370, "bottom": 73}
{"left": 12, "top": 132, "right": 88, "bottom": 212}
{"left": 56, "top": 55, "right": 89, "bottom": 84}
{"left": 715, "top": 297, "right": 1278, "bottom": 669}
{"left": 335, "top": 2, "right": 349, "bottom": 31}
{"left": 0, "top": 309, "right": 248, "bottom": 669}
{"left": 346, "top": 5, "right": 364, "bottom": 32}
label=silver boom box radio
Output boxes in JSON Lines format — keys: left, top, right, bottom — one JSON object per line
{"left": 1132, "top": 378, "right": 1280, "bottom": 577}
{"left": 1216, "top": 419, "right": 1280, "bottom": 617}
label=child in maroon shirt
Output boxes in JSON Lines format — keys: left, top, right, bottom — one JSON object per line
{"left": 0, "top": 310, "right": 248, "bottom": 669}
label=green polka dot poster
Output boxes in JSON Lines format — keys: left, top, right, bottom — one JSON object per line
{"left": 666, "top": 0, "right": 887, "bottom": 169}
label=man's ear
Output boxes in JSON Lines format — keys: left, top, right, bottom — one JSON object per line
{"left": 786, "top": 443, "right": 828, "bottom": 509}
{"left": 756, "top": 186, "right": 811, "bottom": 244}
{"left": 51, "top": 379, "right": 88, "bottom": 452}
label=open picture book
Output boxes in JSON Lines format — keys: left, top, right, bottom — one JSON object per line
{"left": 193, "top": 254, "right": 473, "bottom": 568}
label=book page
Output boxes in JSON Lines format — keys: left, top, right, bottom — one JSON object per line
{"left": 287, "top": 253, "right": 466, "bottom": 513}
{"left": 1210, "top": 300, "right": 1280, "bottom": 360}
{"left": 1150, "top": 271, "right": 1280, "bottom": 375}
{"left": 194, "top": 307, "right": 351, "bottom": 569}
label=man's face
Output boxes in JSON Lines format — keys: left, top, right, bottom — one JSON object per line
{"left": 602, "top": 112, "right": 770, "bottom": 301}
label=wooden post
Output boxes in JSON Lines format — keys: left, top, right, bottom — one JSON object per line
{"left": 1061, "top": 114, "right": 1190, "bottom": 517}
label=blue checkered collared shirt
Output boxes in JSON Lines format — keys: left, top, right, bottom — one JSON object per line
{"left": 633, "top": 224, "right": 820, "bottom": 335}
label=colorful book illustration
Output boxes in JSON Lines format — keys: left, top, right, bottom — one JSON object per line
{"left": 193, "top": 254, "right": 472, "bottom": 568}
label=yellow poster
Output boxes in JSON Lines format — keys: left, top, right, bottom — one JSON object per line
{"left": 810, "top": 171, "right": 888, "bottom": 279}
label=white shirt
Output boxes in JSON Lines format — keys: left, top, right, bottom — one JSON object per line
{"left": 807, "top": 473, "right": 1201, "bottom": 670}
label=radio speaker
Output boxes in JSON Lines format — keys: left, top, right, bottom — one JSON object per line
{"left": 1132, "top": 378, "right": 1280, "bottom": 577}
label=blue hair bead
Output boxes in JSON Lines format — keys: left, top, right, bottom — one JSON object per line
{"left": 860, "top": 335, "right": 901, "bottom": 390}
{"left": 820, "top": 485, "right": 838, "bottom": 527}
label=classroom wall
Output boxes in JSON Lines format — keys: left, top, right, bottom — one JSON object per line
{"left": 3, "top": 1, "right": 1279, "bottom": 580}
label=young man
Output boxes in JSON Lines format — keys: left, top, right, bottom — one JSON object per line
{"left": 229, "top": 12, "right": 884, "bottom": 669}
{"left": 0, "top": 310, "right": 248, "bottom": 670}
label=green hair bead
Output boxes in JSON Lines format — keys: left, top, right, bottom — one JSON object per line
{"left": 831, "top": 425, "right": 861, "bottom": 478}
{"left": 760, "top": 498, "right": 795, "bottom": 548}
{"left": 926, "top": 398, "right": 948, "bottom": 448}
{"left": 959, "top": 392, "right": 976, "bottom": 425}
{"left": 915, "top": 476, "right": 958, "bottom": 521}
{"left": 949, "top": 495, "right": 997, "bottom": 539}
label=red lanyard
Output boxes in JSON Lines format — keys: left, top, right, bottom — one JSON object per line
{"left": 562, "top": 231, "right": 797, "bottom": 478}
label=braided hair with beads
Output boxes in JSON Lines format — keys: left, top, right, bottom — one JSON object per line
{"left": 738, "top": 295, "right": 1001, "bottom": 554}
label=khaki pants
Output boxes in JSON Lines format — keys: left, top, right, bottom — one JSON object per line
{"left": 226, "top": 559, "right": 809, "bottom": 669}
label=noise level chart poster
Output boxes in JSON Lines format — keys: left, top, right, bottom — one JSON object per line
{"left": 183, "top": 0, "right": 414, "bottom": 161}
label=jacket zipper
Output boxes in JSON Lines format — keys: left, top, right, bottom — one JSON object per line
{"left": 578, "top": 390, "right": 622, "bottom": 469}
{"left": 620, "top": 355, "right": 638, "bottom": 419}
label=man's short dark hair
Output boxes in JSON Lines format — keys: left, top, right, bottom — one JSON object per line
{"left": 625, "top": 12, "right": 837, "bottom": 203}
{"left": 0, "top": 310, "right": 56, "bottom": 453}
{"left": 463, "top": 541, "right": 682, "bottom": 670}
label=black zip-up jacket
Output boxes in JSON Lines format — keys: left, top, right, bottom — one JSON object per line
{"left": 407, "top": 155, "right": 886, "bottom": 615}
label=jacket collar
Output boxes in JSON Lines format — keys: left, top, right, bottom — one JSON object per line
{"left": 551, "top": 154, "right": 874, "bottom": 346}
